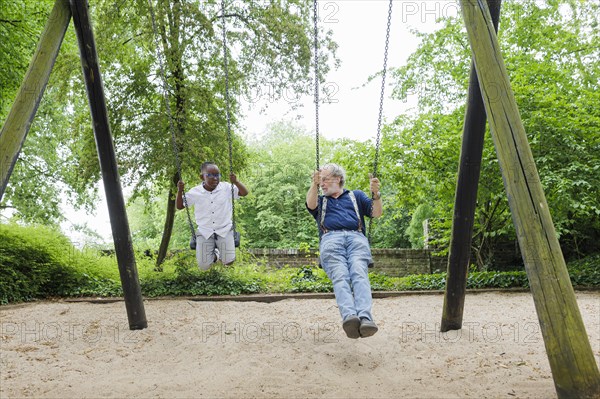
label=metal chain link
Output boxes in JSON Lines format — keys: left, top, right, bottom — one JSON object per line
{"left": 373, "top": 0, "right": 392, "bottom": 179}
{"left": 313, "top": 0, "right": 320, "bottom": 173}
{"left": 313, "top": 0, "right": 323, "bottom": 238}
{"left": 368, "top": 0, "right": 393, "bottom": 243}
{"left": 221, "top": 0, "right": 236, "bottom": 232}
{"left": 147, "top": 0, "right": 196, "bottom": 240}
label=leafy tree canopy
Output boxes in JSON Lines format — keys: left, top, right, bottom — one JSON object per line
{"left": 2, "top": 0, "right": 338, "bottom": 243}
{"left": 385, "top": 0, "right": 600, "bottom": 260}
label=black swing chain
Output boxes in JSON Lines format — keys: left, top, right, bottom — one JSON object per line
{"left": 221, "top": 0, "right": 236, "bottom": 234}
{"left": 368, "top": 0, "right": 393, "bottom": 243}
{"left": 313, "top": 0, "right": 320, "bottom": 174}
{"left": 313, "top": 0, "right": 323, "bottom": 236}
{"left": 147, "top": 0, "right": 196, "bottom": 241}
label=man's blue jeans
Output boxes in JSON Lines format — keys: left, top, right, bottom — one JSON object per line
{"left": 320, "top": 230, "right": 373, "bottom": 322}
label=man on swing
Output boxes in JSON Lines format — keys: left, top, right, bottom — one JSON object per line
{"left": 177, "top": 162, "right": 248, "bottom": 269}
{"left": 306, "top": 163, "right": 382, "bottom": 339}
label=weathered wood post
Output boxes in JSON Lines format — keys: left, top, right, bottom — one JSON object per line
{"left": 441, "top": 0, "right": 501, "bottom": 332}
{"left": 69, "top": 0, "right": 147, "bottom": 330}
{"left": 0, "top": 0, "right": 71, "bottom": 201}
{"left": 459, "top": 0, "right": 600, "bottom": 397}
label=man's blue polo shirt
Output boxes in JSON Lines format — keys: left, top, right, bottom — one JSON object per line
{"left": 306, "top": 189, "right": 373, "bottom": 236}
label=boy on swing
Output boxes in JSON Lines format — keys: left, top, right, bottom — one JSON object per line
{"left": 306, "top": 163, "right": 382, "bottom": 339}
{"left": 177, "top": 161, "right": 249, "bottom": 269}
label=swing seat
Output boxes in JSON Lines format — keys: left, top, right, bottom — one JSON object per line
{"left": 318, "top": 260, "right": 374, "bottom": 268}
{"left": 190, "top": 232, "right": 240, "bottom": 250}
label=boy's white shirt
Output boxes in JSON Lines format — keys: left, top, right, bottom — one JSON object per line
{"left": 185, "top": 181, "right": 240, "bottom": 239}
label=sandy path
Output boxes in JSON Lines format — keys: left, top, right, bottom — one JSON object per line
{"left": 1, "top": 291, "right": 598, "bottom": 398}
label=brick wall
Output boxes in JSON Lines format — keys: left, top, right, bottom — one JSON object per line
{"left": 247, "top": 248, "right": 319, "bottom": 269}
{"left": 246, "top": 239, "right": 522, "bottom": 276}
{"left": 246, "top": 248, "right": 447, "bottom": 277}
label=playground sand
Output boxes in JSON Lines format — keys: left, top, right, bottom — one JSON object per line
{"left": 1, "top": 291, "right": 598, "bottom": 398}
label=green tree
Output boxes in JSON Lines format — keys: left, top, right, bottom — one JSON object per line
{"left": 84, "top": 0, "right": 334, "bottom": 263}
{"left": 238, "top": 120, "right": 328, "bottom": 248}
{"left": 0, "top": 1, "right": 121, "bottom": 223}
{"left": 0, "top": 0, "right": 75, "bottom": 223}
{"left": 405, "top": 203, "right": 434, "bottom": 249}
{"left": 504, "top": 0, "right": 600, "bottom": 257}
{"left": 2, "top": 1, "right": 338, "bottom": 264}
{"left": 0, "top": 0, "right": 54, "bottom": 119}
{"left": 386, "top": 0, "right": 600, "bottom": 263}
{"left": 329, "top": 136, "right": 411, "bottom": 248}
{"left": 127, "top": 191, "right": 192, "bottom": 250}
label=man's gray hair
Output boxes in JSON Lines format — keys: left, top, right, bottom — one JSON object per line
{"left": 321, "top": 163, "right": 346, "bottom": 187}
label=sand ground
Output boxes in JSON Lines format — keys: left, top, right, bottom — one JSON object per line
{"left": 1, "top": 291, "right": 599, "bottom": 398}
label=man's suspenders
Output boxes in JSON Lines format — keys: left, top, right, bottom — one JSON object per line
{"left": 319, "top": 191, "right": 374, "bottom": 268}
{"left": 320, "top": 191, "right": 362, "bottom": 234}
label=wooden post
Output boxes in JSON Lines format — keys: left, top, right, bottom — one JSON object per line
{"left": 460, "top": 0, "right": 600, "bottom": 397}
{"left": 69, "top": 0, "right": 147, "bottom": 330}
{"left": 0, "top": 0, "right": 71, "bottom": 201}
{"left": 441, "top": 0, "right": 501, "bottom": 332}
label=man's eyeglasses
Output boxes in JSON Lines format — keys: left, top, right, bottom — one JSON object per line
{"left": 320, "top": 174, "right": 338, "bottom": 183}
{"left": 203, "top": 173, "right": 221, "bottom": 179}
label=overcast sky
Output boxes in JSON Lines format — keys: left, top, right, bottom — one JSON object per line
{"left": 240, "top": 0, "right": 458, "bottom": 142}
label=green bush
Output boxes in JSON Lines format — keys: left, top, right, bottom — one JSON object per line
{"left": 140, "top": 253, "right": 266, "bottom": 297}
{"left": 467, "top": 271, "right": 529, "bottom": 289}
{"left": 289, "top": 266, "right": 332, "bottom": 293}
{"left": 366, "top": 272, "right": 397, "bottom": 291}
{"left": 402, "top": 273, "right": 447, "bottom": 290}
{"left": 388, "top": 254, "right": 599, "bottom": 291}
{"left": 0, "top": 224, "right": 83, "bottom": 303}
{"left": 567, "top": 254, "right": 600, "bottom": 287}
{"left": 1, "top": 222, "right": 597, "bottom": 304}
{"left": 142, "top": 266, "right": 264, "bottom": 297}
